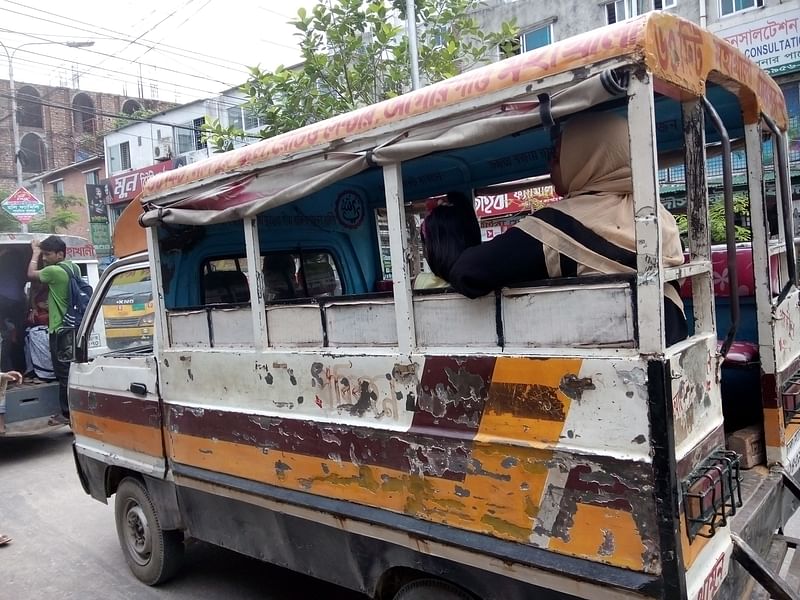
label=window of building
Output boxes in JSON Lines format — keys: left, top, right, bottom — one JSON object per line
{"left": 244, "top": 108, "right": 264, "bottom": 131}
{"left": 499, "top": 22, "right": 554, "bottom": 59}
{"left": 606, "top": 0, "right": 637, "bottom": 24}
{"left": 16, "top": 86, "right": 43, "bottom": 128}
{"left": 109, "top": 141, "right": 131, "bottom": 173}
{"left": 720, "top": 0, "right": 763, "bottom": 16}
{"left": 654, "top": 0, "right": 676, "bottom": 8}
{"left": 51, "top": 179, "right": 64, "bottom": 197}
{"left": 227, "top": 105, "right": 244, "bottom": 129}
{"left": 521, "top": 24, "right": 553, "bottom": 52}
{"left": 85, "top": 170, "right": 100, "bottom": 185}
{"left": 19, "top": 133, "right": 46, "bottom": 173}
{"left": 72, "top": 93, "right": 96, "bottom": 134}
{"left": 176, "top": 117, "right": 207, "bottom": 154}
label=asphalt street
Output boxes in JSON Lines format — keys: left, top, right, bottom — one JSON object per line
{"left": 0, "top": 430, "right": 366, "bottom": 600}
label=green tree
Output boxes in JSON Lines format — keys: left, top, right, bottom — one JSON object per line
{"left": 208, "top": 0, "right": 517, "bottom": 145}
{"left": 28, "top": 194, "right": 83, "bottom": 234}
{"left": 675, "top": 193, "right": 752, "bottom": 245}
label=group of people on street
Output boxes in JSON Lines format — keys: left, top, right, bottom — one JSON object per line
{"left": 0, "top": 235, "right": 80, "bottom": 427}
{"left": 1, "top": 235, "right": 81, "bottom": 547}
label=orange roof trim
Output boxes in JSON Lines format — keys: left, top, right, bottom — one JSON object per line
{"left": 142, "top": 12, "right": 786, "bottom": 201}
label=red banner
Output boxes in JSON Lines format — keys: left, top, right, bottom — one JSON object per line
{"left": 102, "top": 161, "right": 176, "bottom": 205}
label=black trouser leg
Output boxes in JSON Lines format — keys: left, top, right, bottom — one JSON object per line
{"left": 48, "top": 332, "right": 70, "bottom": 417}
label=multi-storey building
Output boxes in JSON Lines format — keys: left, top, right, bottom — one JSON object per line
{"left": 0, "top": 79, "right": 172, "bottom": 192}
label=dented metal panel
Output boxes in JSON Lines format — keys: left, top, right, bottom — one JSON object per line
{"left": 414, "top": 294, "right": 497, "bottom": 348}
{"left": 210, "top": 306, "right": 253, "bottom": 347}
{"left": 501, "top": 284, "right": 635, "bottom": 348}
{"left": 266, "top": 304, "right": 324, "bottom": 347}
{"left": 670, "top": 336, "right": 723, "bottom": 460}
{"left": 169, "top": 310, "right": 211, "bottom": 347}
{"left": 325, "top": 300, "right": 398, "bottom": 347}
{"left": 158, "top": 349, "right": 661, "bottom": 574}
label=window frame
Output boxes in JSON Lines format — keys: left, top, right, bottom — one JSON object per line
{"left": 605, "top": 0, "right": 637, "bottom": 24}
{"left": 520, "top": 23, "right": 554, "bottom": 52}
{"left": 719, "top": 0, "right": 763, "bottom": 17}
{"left": 51, "top": 179, "right": 64, "bottom": 197}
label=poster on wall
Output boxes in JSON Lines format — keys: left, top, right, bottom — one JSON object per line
{"left": 85, "top": 184, "right": 111, "bottom": 255}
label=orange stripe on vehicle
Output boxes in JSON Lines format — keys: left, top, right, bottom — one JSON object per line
{"left": 167, "top": 427, "right": 648, "bottom": 572}
{"left": 72, "top": 410, "right": 163, "bottom": 457}
{"left": 548, "top": 503, "right": 646, "bottom": 571}
{"left": 763, "top": 407, "right": 785, "bottom": 450}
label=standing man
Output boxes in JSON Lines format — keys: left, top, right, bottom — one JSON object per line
{"left": 27, "top": 236, "right": 76, "bottom": 423}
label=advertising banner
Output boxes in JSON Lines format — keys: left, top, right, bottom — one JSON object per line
{"left": 86, "top": 184, "right": 111, "bottom": 254}
{"left": 718, "top": 8, "right": 800, "bottom": 76}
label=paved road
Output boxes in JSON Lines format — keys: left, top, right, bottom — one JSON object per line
{"left": 3, "top": 429, "right": 799, "bottom": 599}
{"left": 0, "top": 430, "right": 366, "bottom": 600}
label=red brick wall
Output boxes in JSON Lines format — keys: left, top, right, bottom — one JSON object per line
{"left": 0, "top": 79, "right": 174, "bottom": 197}
{"left": 39, "top": 158, "right": 106, "bottom": 239}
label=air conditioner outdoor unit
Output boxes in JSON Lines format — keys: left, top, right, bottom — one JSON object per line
{"left": 153, "top": 141, "right": 172, "bottom": 161}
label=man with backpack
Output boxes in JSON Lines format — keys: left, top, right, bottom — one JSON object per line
{"left": 27, "top": 236, "right": 88, "bottom": 423}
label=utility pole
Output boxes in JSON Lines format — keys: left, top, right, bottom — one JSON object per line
{"left": 406, "top": 0, "right": 420, "bottom": 90}
{"left": 0, "top": 40, "right": 94, "bottom": 232}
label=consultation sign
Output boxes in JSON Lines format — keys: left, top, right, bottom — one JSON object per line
{"left": 717, "top": 8, "right": 800, "bottom": 76}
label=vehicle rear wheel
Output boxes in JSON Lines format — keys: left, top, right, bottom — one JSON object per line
{"left": 393, "top": 578, "right": 475, "bottom": 600}
{"left": 114, "top": 477, "right": 184, "bottom": 585}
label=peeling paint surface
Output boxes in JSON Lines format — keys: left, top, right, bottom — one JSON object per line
{"left": 98, "top": 350, "right": 663, "bottom": 574}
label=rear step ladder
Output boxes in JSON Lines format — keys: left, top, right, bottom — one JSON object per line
{"left": 731, "top": 471, "right": 800, "bottom": 600}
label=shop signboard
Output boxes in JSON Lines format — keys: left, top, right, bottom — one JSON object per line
{"left": 717, "top": 7, "right": 800, "bottom": 76}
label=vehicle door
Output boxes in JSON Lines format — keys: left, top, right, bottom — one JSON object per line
{"left": 69, "top": 260, "right": 165, "bottom": 477}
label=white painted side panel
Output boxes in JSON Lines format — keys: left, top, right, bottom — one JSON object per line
{"left": 671, "top": 335, "right": 724, "bottom": 460}
{"left": 160, "top": 350, "right": 418, "bottom": 431}
{"left": 210, "top": 307, "right": 253, "bottom": 346}
{"left": 169, "top": 310, "right": 210, "bottom": 347}
{"left": 502, "top": 284, "right": 635, "bottom": 348}
{"left": 773, "top": 287, "right": 800, "bottom": 374}
{"left": 71, "top": 353, "right": 159, "bottom": 394}
{"left": 266, "top": 304, "right": 324, "bottom": 347}
{"left": 325, "top": 300, "right": 398, "bottom": 347}
{"left": 414, "top": 294, "right": 497, "bottom": 347}
{"left": 556, "top": 358, "right": 653, "bottom": 460}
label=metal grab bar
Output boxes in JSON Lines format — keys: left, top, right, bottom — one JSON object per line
{"left": 762, "top": 114, "right": 798, "bottom": 304}
{"left": 703, "top": 98, "right": 739, "bottom": 358}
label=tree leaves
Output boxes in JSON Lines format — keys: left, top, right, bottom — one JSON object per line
{"left": 226, "top": 0, "right": 517, "bottom": 143}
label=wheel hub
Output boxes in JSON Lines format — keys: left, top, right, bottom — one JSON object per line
{"left": 123, "top": 501, "right": 152, "bottom": 566}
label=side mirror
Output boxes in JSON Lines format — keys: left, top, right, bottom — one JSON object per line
{"left": 55, "top": 328, "right": 76, "bottom": 363}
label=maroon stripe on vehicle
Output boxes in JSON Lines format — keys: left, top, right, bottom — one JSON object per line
{"left": 70, "top": 388, "right": 160, "bottom": 428}
{"left": 167, "top": 406, "right": 474, "bottom": 482}
{"left": 675, "top": 423, "right": 726, "bottom": 480}
{"left": 410, "top": 356, "right": 494, "bottom": 434}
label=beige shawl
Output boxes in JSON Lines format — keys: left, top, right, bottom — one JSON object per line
{"left": 515, "top": 112, "right": 684, "bottom": 308}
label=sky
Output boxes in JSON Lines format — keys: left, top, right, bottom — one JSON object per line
{"left": 0, "top": 0, "right": 318, "bottom": 104}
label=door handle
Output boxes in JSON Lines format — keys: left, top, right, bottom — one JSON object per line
{"left": 129, "top": 382, "right": 148, "bottom": 396}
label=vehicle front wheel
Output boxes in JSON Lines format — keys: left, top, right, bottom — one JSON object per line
{"left": 114, "top": 477, "right": 184, "bottom": 585}
{"left": 393, "top": 578, "right": 475, "bottom": 600}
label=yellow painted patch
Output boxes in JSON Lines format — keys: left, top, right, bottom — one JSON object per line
{"left": 72, "top": 410, "right": 163, "bottom": 457}
{"left": 548, "top": 503, "right": 646, "bottom": 571}
{"left": 763, "top": 407, "right": 785, "bottom": 450}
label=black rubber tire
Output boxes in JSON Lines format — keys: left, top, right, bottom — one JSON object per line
{"left": 393, "top": 578, "right": 475, "bottom": 600}
{"left": 114, "top": 477, "right": 184, "bottom": 585}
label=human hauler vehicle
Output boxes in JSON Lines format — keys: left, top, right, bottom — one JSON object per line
{"left": 63, "top": 12, "right": 800, "bottom": 599}
{"left": 0, "top": 233, "right": 99, "bottom": 435}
